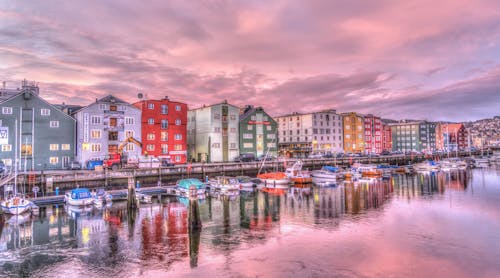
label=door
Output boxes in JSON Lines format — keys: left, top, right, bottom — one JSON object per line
{"left": 62, "top": 156, "right": 70, "bottom": 169}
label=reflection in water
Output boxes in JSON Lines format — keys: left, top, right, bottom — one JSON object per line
{"left": 0, "top": 169, "right": 498, "bottom": 277}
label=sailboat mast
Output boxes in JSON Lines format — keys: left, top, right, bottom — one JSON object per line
{"left": 14, "top": 120, "right": 18, "bottom": 196}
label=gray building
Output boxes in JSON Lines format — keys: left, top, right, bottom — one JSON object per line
{"left": 187, "top": 100, "right": 240, "bottom": 162}
{"left": 390, "top": 121, "right": 436, "bottom": 153}
{"left": 73, "top": 95, "right": 142, "bottom": 168}
{"left": 0, "top": 82, "right": 76, "bottom": 170}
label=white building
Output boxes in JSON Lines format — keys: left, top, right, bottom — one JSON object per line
{"left": 187, "top": 100, "right": 240, "bottom": 162}
{"left": 73, "top": 95, "right": 142, "bottom": 168}
{"left": 276, "top": 109, "right": 343, "bottom": 158}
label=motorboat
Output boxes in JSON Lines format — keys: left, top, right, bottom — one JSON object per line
{"left": 208, "top": 176, "right": 240, "bottom": 196}
{"left": 284, "top": 161, "right": 313, "bottom": 183}
{"left": 440, "top": 158, "right": 468, "bottom": 171}
{"left": 257, "top": 172, "right": 291, "bottom": 188}
{"left": 311, "top": 166, "right": 339, "bottom": 180}
{"left": 236, "top": 176, "right": 260, "bottom": 190}
{"left": 413, "top": 160, "right": 440, "bottom": 172}
{"left": 352, "top": 163, "right": 383, "bottom": 177}
{"left": 176, "top": 178, "right": 207, "bottom": 198}
{"left": 1, "top": 195, "right": 33, "bottom": 215}
{"left": 92, "top": 188, "right": 108, "bottom": 208}
{"left": 65, "top": 188, "right": 94, "bottom": 206}
{"left": 474, "top": 157, "right": 490, "bottom": 168}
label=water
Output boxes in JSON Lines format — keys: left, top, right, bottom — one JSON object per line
{"left": 1, "top": 168, "right": 499, "bottom": 277}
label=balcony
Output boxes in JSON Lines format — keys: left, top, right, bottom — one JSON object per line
{"left": 104, "top": 124, "right": 125, "bottom": 132}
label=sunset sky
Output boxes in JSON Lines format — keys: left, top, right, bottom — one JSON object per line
{"left": 1, "top": 1, "right": 499, "bottom": 121}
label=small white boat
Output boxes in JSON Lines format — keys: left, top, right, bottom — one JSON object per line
{"left": 474, "top": 157, "right": 490, "bottom": 168}
{"left": 65, "top": 188, "right": 94, "bottom": 206}
{"left": 136, "top": 192, "right": 153, "bottom": 204}
{"left": 1, "top": 195, "right": 32, "bottom": 215}
{"left": 413, "top": 160, "right": 440, "bottom": 172}
{"left": 311, "top": 166, "right": 339, "bottom": 180}
{"left": 176, "top": 178, "right": 207, "bottom": 198}
{"left": 208, "top": 176, "right": 240, "bottom": 196}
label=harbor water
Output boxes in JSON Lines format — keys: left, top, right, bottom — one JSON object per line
{"left": 1, "top": 167, "right": 499, "bottom": 277}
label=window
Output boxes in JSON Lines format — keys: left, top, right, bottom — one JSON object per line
{"left": 214, "top": 113, "right": 221, "bottom": 120}
{"left": 49, "top": 157, "right": 59, "bottom": 165}
{"left": 251, "top": 115, "right": 256, "bottom": 121}
{"left": 175, "top": 105, "right": 181, "bottom": 111}
{"left": 243, "top": 133, "right": 253, "bottom": 139}
{"left": 1, "top": 107, "right": 12, "bottom": 114}
{"left": 125, "top": 130, "right": 134, "bottom": 138}
{"left": 125, "top": 144, "right": 134, "bottom": 151}
{"left": 174, "top": 144, "right": 183, "bottom": 150}
{"left": 50, "top": 144, "right": 59, "bottom": 151}
{"left": 148, "top": 118, "right": 154, "bottom": 125}
{"left": 243, "top": 143, "right": 253, "bottom": 148}
{"left": 248, "top": 125, "right": 253, "bottom": 130}
{"left": 267, "top": 125, "right": 272, "bottom": 131}
{"left": 230, "top": 143, "right": 236, "bottom": 148}
{"left": 161, "top": 120, "right": 168, "bottom": 129}
{"left": 212, "top": 143, "right": 220, "bottom": 148}
{"left": 110, "top": 105, "right": 117, "bottom": 111}
{"left": 41, "top": 109, "right": 50, "bottom": 116}
{"left": 108, "top": 131, "right": 118, "bottom": 141}
{"left": 99, "top": 104, "right": 106, "bottom": 110}
{"left": 161, "top": 144, "right": 168, "bottom": 154}
{"left": 230, "top": 114, "right": 236, "bottom": 121}
{"left": 62, "top": 144, "right": 70, "bottom": 150}
{"left": 148, "top": 103, "right": 154, "bottom": 109}
{"left": 125, "top": 117, "right": 134, "bottom": 125}
{"left": 147, "top": 133, "right": 155, "bottom": 140}
{"left": 50, "top": 121, "right": 59, "bottom": 128}
{"left": 214, "top": 127, "right": 221, "bottom": 132}
{"left": 161, "top": 105, "right": 168, "bottom": 114}
{"left": 1, "top": 145, "right": 12, "bottom": 152}
{"left": 161, "top": 131, "right": 168, "bottom": 141}
{"left": 90, "top": 129, "right": 101, "bottom": 139}
{"left": 146, "top": 144, "right": 155, "bottom": 151}
{"left": 174, "top": 134, "right": 182, "bottom": 140}
{"left": 175, "top": 155, "right": 181, "bottom": 162}
{"left": 267, "top": 134, "right": 276, "bottom": 139}
{"left": 267, "top": 142, "right": 276, "bottom": 148}
{"left": 91, "top": 116, "right": 101, "bottom": 124}
{"left": 91, "top": 144, "right": 101, "bottom": 152}
{"left": 175, "top": 119, "right": 181, "bottom": 125}
{"left": 119, "top": 105, "right": 127, "bottom": 111}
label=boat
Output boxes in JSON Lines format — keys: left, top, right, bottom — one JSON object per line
{"left": 313, "top": 178, "right": 337, "bottom": 187}
{"left": 440, "top": 158, "right": 468, "bottom": 171}
{"left": 284, "top": 161, "right": 313, "bottom": 183}
{"left": 257, "top": 172, "right": 291, "bottom": 188}
{"left": 208, "top": 176, "right": 240, "bottom": 196}
{"left": 474, "top": 157, "right": 490, "bottom": 168}
{"left": 64, "top": 188, "right": 94, "bottom": 206}
{"left": 1, "top": 195, "right": 32, "bottom": 215}
{"left": 311, "top": 166, "right": 339, "bottom": 180}
{"left": 136, "top": 192, "right": 153, "bottom": 204}
{"left": 413, "top": 160, "right": 440, "bottom": 172}
{"left": 176, "top": 178, "right": 207, "bottom": 198}
{"left": 92, "top": 188, "right": 108, "bottom": 208}
{"left": 352, "top": 163, "right": 383, "bottom": 177}
{"left": 236, "top": 176, "right": 260, "bottom": 190}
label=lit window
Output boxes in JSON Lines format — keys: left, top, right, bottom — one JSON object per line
{"left": 50, "top": 144, "right": 59, "bottom": 151}
{"left": 174, "top": 144, "right": 182, "bottom": 150}
{"left": 247, "top": 125, "right": 253, "bottom": 130}
{"left": 61, "top": 144, "right": 71, "bottom": 150}
{"left": 49, "top": 157, "right": 59, "bottom": 164}
{"left": 161, "top": 131, "right": 168, "bottom": 141}
{"left": 1, "top": 145, "right": 12, "bottom": 152}
{"left": 161, "top": 144, "right": 168, "bottom": 154}
{"left": 147, "top": 133, "right": 155, "bottom": 140}
{"left": 125, "top": 144, "right": 134, "bottom": 151}
{"left": 91, "top": 144, "right": 101, "bottom": 152}
{"left": 146, "top": 144, "right": 155, "bottom": 151}
{"left": 91, "top": 130, "right": 101, "bottom": 139}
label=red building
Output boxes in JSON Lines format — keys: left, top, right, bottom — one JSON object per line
{"left": 382, "top": 124, "right": 392, "bottom": 152}
{"left": 364, "top": 114, "right": 383, "bottom": 154}
{"left": 436, "top": 123, "right": 468, "bottom": 151}
{"left": 133, "top": 97, "right": 188, "bottom": 164}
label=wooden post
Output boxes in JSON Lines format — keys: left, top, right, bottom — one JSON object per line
{"left": 128, "top": 176, "right": 138, "bottom": 209}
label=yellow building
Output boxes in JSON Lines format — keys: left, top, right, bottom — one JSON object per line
{"left": 342, "top": 112, "right": 365, "bottom": 153}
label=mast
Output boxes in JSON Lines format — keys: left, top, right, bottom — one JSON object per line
{"left": 14, "top": 120, "right": 18, "bottom": 195}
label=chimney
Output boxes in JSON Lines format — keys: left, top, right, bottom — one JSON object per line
{"left": 2, "top": 81, "right": 5, "bottom": 89}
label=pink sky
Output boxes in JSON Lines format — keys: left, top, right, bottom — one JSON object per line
{"left": 1, "top": 1, "right": 499, "bottom": 121}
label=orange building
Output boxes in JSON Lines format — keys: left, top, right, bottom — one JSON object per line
{"left": 342, "top": 112, "right": 365, "bottom": 153}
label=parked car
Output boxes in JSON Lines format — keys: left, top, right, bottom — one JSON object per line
{"left": 256, "top": 154, "right": 276, "bottom": 161}
{"left": 234, "top": 153, "right": 256, "bottom": 162}
{"left": 380, "top": 150, "right": 391, "bottom": 156}
{"left": 0, "top": 160, "right": 6, "bottom": 176}
{"left": 323, "top": 152, "right": 333, "bottom": 158}
{"left": 161, "top": 158, "right": 175, "bottom": 167}
{"left": 308, "top": 153, "right": 323, "bottom": 159}
{"left": 68, "top": 161, "right": 82, "bottom": 170}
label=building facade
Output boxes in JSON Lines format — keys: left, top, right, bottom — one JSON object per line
{"left": 133, "top": 97, "right": 188, "bottom": 164}
{"left": 239, "top": 106, "right": 278, "bottom": 157}
{"left": 390, "top": 121, "right": 436, "bottom": 153}
{"left": 0, "top": 82, "right": 75, "bottom": 170}
{"left": 276, "top": 109, "right": 343, "bottom": 158}
{"left": 342, "top": 112, "right": 364, "bottom": 153}
{"left": 363, "top": 114, "right": 383, "bottom": 154}
{"left": 74, "top": 95, "right": 142, "bottom": 168}
{"left": 436, "top": 123, "right": 468, "bottom": 151}
{"left": 187, "top": 101, "right": 240, "bottom": 162}
{"left": 382, "top": 124, "right": 392, "bottom": 152}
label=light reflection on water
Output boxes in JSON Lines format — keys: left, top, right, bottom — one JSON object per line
{"left": 0, "top": 168, "right": 499, "bottom": 277}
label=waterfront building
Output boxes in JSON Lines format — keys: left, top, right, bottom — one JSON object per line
{"left": 187, "top": 100, "right": 240, "bottom": 162}
{"left": 276, "top": 109, "right": 343, "bottom": 158}
{"left": 238, "top": 106, "right": 278, "bottom": 158}
{"left": 133, "top": 96, "right": 188, "bottom": 164}
{"left": 363, "top": 114, "right": 383, "bottom": 154}
{"left": 0, "top": 81, "right": 75, "bottom": 170}
{"left": 390, "top": 121, "right": 436, "bottom": 153}
{"left": 0, "top": 80, "right": 38, "bottom": 102}
{"left": 382, "top": 124, "right": 392, "bottom": 152}
{"left": 436, "top": 123, "right": 468, "bottom": 151}
{"left": 73, "top": 95, "right": 142, "bottom": 168}
{"left": 342, "top": 112, "right": 364, "bottom": 153}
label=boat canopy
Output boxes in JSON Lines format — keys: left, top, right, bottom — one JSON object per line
{"left": 322, "top": 166, "right": 339, "bottom": 172}
{"left": 177, "top": 178, "right": 206, "bottom": 189}
{"left": 70, "top": 188, "right": 92, "bottom": 199}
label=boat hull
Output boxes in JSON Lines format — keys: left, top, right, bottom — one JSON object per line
{"left": 1, "top": 199, "right": 32, "bottom": 215}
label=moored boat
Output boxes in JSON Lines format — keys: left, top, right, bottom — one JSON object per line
{"left": 65, "top": 188, "right": 94, "bottom": 206}
{"left": 257, "top": 172, "right": 291, "bottom": 188}
{"left": 208, "top": 176, "right": 240, "bottom": 196}
{"left": 285, "top": 161, "right": 313, "bottom": 183}
{"left": 1, "top": 195, "right": 32, "bottom": 215}
{"left": 176, "top": 178, "right": 207, "bottom": 198}
{"left": 413, "top": 160, "right": 440, "bottom": 172}
{"left": 311, "top": 166, "right": 339, "bottom": 180}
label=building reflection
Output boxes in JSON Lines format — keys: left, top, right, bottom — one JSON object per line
{"left": 392, "top": 170, "right": 469, "bottom": 198}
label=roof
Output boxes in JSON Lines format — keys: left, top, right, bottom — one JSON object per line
{"left": 70, "top": 188, "right": 91, "bottom": 194}
{"left": 72, "top": 94, "right": 140, "bottom": 115}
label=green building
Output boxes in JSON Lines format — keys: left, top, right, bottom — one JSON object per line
{"left": 0, "top": 81, "right": 76, "bottom": 171}
{"left": 239, "top": 106, "right": 277, "bottom": 158}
